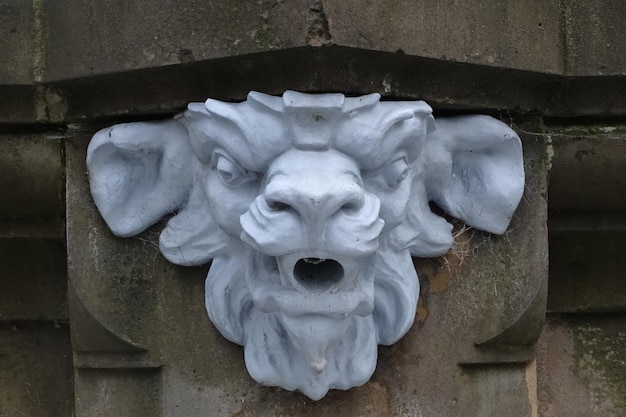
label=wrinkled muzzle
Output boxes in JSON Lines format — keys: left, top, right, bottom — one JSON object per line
{"left": 239, "top": 149, "right": 384, "bottom": 316}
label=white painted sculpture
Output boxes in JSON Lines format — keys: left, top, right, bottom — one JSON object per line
{"left": 87, "top": 91, "right": 524, "bottom": 400}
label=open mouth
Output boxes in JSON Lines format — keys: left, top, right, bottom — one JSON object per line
{"left": 280, "top": 253, "right": 350, "bottom": 294}
{"left": 294, "top": 258, "right": 344, "bottom": 291}
{"left": 246, "top": 249, "right": 376, "bottom": 317}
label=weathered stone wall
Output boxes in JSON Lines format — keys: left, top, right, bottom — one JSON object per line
{"left": 2, "top": 0, "right": 625, "bottom": 124}
{"left": 0, "top": 132, "right": 73, "bottom": 416}
{"left": 1, "top": 0, "right": 624, "bottom": 416}
{"left": 537, "top": 124, "right": 626, "bottom": 417}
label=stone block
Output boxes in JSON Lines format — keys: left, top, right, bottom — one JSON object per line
{"left": 549, "top": 129, "right": 626, "bottom": 211}
{"left": 43, "top": 0, "right": 312, "bottom": 81}
{"left": 42, "top": 0, "right": 566, "bottom": 81}
{"left": 38, "top": 47, "right": 626, "bottom": 124}
{"left": 0, "top": 135, "right": 65, "bottom": 220}
{"left": 0, "top": 238, "right": 68, "bottom": 320}
{"left": 23, "top": 0, "right": 626, "bottom": 83}
{"left": 0, "top": 0, "right": 34, "bottom": 84}
{"left": 458, "top": 364, "right": 537, "bottom": 417}
{"left": 0, "top": 85, "right": 36, "bottom": 123}
{"left": 325, "top": 0, "right": 563, "bottom": 73}
{"left": 537, "top": 315, "right": 626, "bottom": 417}
{"left": 562, "top": 0, "right": 626, "bottom": 75}
{"left": 2, "top": 0, "right": 625, "bottom": 125}
{"left": 545, "top": 77, "right": 626, "bottom": 117}
{"left": 44, "top": 48, "right": 562, "bottom": 122}
{"left": 74, "top": 368, "right": 161, "bottom": 417}
{"left": 0, "top": 321, "right": 73, "bottom": 417}
{"left": 67, "top": 129, "right": 252, "bottom": 416}
{"left": 548, "top": 215, "right": 626, "bottom": 313}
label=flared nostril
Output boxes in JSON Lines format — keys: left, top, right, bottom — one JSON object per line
{"left": 267, "top": 199, "right": 291, "bottom": 212}
{"left": 264, "top": 185, "right": 364, "bottom": 219}
{"left": 339, "top": 193, "right": 365, "bottom": 212}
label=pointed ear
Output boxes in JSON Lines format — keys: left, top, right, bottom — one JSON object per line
{"left": 424, "top": 115, "right": 524, "bottom": 234}
{"left": 87, "top": 119, "right": 194, "bottom": 237}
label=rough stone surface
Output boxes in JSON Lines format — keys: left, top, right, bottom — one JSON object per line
{"left": 37, "top": 48, "right": 565, "bottom": 122}
{"left": 0, "top": 0, "right": 34, "bottom": 84}
{"left": 2, "top": 0, "right": 625, "bottom": 123}
{"left": 1, "top": 0, "right": 622, "bottom": 85}
{"left": 0, "top": 322, "right": 73, "bottom": 417}
{"left": 41, "top": 0, "right": 570, "bottom": 80}
{"left": 43, "top": 0, "right": 312, "bottom": 81}
{"left": 325, "top": 0, "right": 563, "bottom": 74}
{"left": 0, "top": 135, "right": 65, "bottom": 220}
{"left": 0, "top": 85, "right": 36, "bottom": 123}
{"left": 537, "top": 315, "right": 626, "bottom": 417}
{"left": 0, "top": 132, "right": 73, "bottom": 417}
{"left": 32, "top": 47, "right": 624, "bottom": 124}
{"left": 549, "top": 227, "right": 626, "bottom": 313}
{"left": 458, "top": 363, "right": 537, "bottom": 417}
{"left": 0, "top": 238, "right": 68, "bottom": 320}
{"left": 75, "top": 368, "right": 161, "bottom": 416}
{"left": 547, "top": 127, "right": 626, "bottom": 313}
{"left": 549, "top": 128, "right": 626, "bottom": 211}
{"left": 67, "top": 129, "right": 252, "bottom": 416}
{"left": 0, "top": 0, "right": 622, "bottom": 414}
{"left": 562, "top": 0, "right": 626, "bottom": 75}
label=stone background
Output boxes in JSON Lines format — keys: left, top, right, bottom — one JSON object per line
{"left": 1, "top": 0, "right": 625, "bottom": 416}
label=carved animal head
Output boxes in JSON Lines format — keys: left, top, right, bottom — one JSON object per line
{"left": 87, "top": 91, "right": 524, "bottom": 399}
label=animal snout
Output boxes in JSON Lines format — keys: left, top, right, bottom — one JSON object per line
{"left": 239, "top": 149, "right": 382, "bottom": 257}
{"left": 261, "top": 149, "right": 368, "bottom": 225}
{"left": 264, "top": 174, "right": 365, "bottom": 222}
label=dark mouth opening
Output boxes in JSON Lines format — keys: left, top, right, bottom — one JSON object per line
{"left": 294, "top": 258, "right": 344, "bottom": 290}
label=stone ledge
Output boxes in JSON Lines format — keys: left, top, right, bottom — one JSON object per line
{"left": 0, "top": 134, "right": 65, "bottom": 218}
{"left": 2, "top": 46, "right": 625, "bottom": 124}
{"left": 549, "top": 129, "right": 626, "bottom": 211}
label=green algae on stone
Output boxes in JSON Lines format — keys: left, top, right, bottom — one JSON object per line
{"left": 572, "top": 320, "right": 626, "bottom": 415}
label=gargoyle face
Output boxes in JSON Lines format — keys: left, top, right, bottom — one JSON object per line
{"left": 87, "top": 91, "right": 524, "bottom": 400}
{"left": 239, "top": 148, "right": 384, "bottom": 316}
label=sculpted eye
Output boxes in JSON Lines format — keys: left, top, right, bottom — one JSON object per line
{"left": 382, "top": 158, "right": 409, "bottom": 188}
{"left": 212, "top": 152, "right": 258, "bottom": 186}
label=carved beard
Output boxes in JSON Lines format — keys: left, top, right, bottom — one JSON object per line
{"left": 204, "top": 241, "right": 419, "bottom": 400}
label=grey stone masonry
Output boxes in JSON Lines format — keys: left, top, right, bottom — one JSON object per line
{"left": 0, "top": 0, "right": 624, "bottom": 416}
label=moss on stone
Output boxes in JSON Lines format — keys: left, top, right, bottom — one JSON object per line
{"left": 572, "top": 321, "right": 626, "bottom": 415}
{"left": 548, "top": 124, "right": 626, "bottom": 136}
